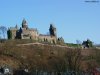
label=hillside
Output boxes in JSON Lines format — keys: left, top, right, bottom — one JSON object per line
{"left": 0, "top": 39, "right": 100, "bottom": 72}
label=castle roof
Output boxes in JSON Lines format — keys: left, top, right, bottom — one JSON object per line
{"left": 9, "top": 27, "right": 18, "bottom": 30}
{"left": 28, "top": 28, "right": 38, "bottom": 31}
{"left": 22, "top": 19, "right": 28, "bottom": 28}
{"left": 22, "top": 19, "right": 28, "bottom": 25}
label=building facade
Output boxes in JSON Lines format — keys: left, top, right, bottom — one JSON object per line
{"left": 7, "top": 19, "right": 57, "bottom": 43}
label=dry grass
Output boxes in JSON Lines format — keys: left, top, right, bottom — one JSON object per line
{"left": 0, "top": 40, "right": 100, "bottom": 71}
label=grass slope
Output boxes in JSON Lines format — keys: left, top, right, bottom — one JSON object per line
{"left": 0, "top": 39, "right": 100, "bottom": 71}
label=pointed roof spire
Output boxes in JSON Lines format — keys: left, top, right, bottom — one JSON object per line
{"left": 22, "top": 18, "right": 27, "bottom": 24}
{"left": 22, "top": 18, "right": 28, "bottom": 28}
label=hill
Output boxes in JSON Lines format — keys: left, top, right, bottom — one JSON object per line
{"left": 0, "top": 39, "right": 100, "bottom": 72}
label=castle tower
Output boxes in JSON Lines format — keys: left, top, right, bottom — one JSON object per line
{"left": 49, "top": 24, "right": 57, "bottom": 37}
{"left": 22, "top": 19, "right": 28, "bottom": 28}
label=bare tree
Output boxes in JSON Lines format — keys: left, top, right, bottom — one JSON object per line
{"left": 0, "top": 26, "right": 7, "bottom": 39}
{"left": 65, "top": 48, "right": 82, "bottom": 71}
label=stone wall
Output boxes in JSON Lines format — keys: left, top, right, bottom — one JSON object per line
{"left": 39, "top": 35, "right": 57, "bottom": 44}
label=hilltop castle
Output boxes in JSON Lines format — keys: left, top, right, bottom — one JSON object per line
{"left": 7, "top": 19, "right": 57, "bottom": 43}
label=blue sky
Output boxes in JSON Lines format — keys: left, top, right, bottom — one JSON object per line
{"left": 0, "top": 0, "right": 100, "bottom": 44}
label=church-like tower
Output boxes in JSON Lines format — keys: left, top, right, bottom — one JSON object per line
{"left": 22, "top": 19, "right": 28, "bottom": 28}
{"left": 49, "top": 24, "right": 57, "bottom": 37}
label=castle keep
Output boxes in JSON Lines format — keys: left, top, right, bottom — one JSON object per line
{"left": 7, "top": 19, "right": 57, "bottom": 43}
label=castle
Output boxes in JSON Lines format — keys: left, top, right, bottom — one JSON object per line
{"left": 7, "top": 19, "right": 57, "bottom": 43}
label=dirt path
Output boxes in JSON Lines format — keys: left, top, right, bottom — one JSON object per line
{"left": 17, "top": 42, "right": 74, "bottom": 48}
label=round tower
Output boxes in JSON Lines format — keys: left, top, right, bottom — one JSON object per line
{"left": 22, "top": 19, "right": 28, "bottom": 28}
{"left": 49, "top": 24, "right": 57, "bottom": 37}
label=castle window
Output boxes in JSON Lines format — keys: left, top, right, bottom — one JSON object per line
{"left": 44, "top": 38, "right": 46, "bottom": 41}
